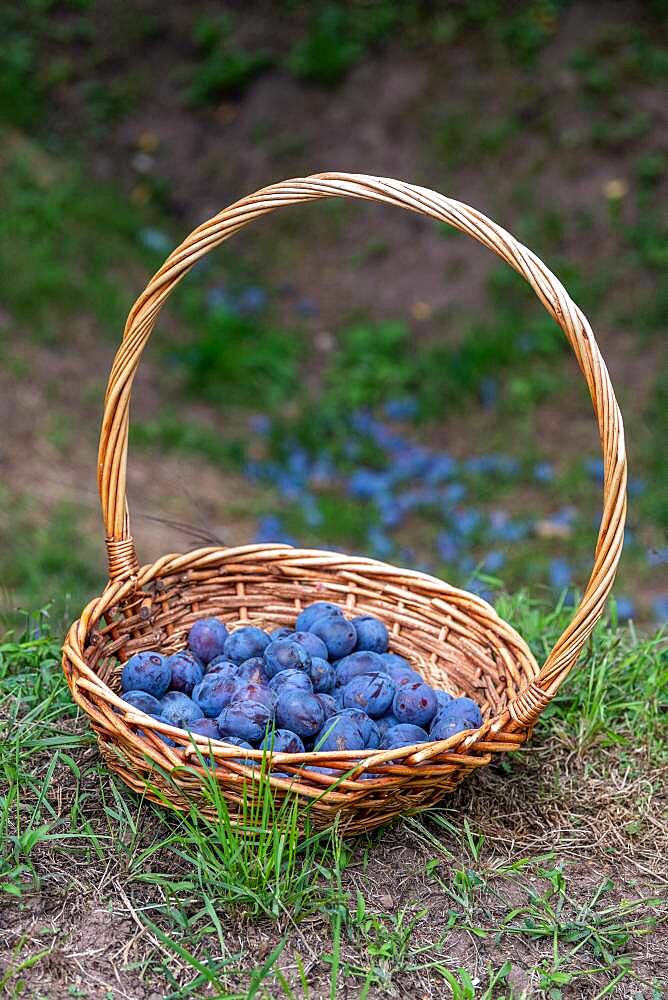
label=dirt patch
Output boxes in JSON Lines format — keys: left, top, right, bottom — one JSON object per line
{"left": 1, "top": 716, "right": 666, "bottom": 998}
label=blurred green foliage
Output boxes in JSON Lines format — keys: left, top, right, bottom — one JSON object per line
{"left": 0, "top": 0, "right": 666, "bottom": 623}
{"left": 189, "top": 14, "right": 273, "bottom": 103}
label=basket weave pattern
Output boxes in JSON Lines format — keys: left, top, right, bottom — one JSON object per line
{"left": 62, "top": 174, "right": 626, "bottom": 833}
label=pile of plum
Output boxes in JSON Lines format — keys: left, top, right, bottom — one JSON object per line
{"left": 120, "top": 602, "right": 482, "bottom": 761}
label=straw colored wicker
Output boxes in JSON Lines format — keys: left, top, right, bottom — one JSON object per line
{"left": 62, "top": 173, "right": 627, "bottom": 834}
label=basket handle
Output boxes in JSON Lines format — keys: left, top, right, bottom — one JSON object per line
{"left": 99, "top": 172, "right": 626, "bottom": 714}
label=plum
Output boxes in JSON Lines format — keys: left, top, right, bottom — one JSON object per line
{"left": 217, "top": 700, "right": 273, "bottom": 743}
{"left": 223, "top": 736, "right": 253, "bottom": 750}
{"left": 286, "top": 630, "right": 329, "bottom": 660}
{"left": 310, "top": 615, "right": 357, "bottom": 660}
{"left": 275, "top": 688, "right": 324, "bottom": 739}
{"left": 380, "top": 655, "right": 421, "bottom": 687}
{"left": 192, "top": 673, "right": 239, "bottom": 717}
{"left": 434, "top": 689, "right": 454, "bottom": 714}
{"left": 259, "top": 729, "right": 305, "bottom": 754}
{"left": 268, "top": 669, "right": 313, "bottom": 693}
{"left": 394, "top": 669, "right": 423, "bottom": 688}
{"left": 352, "top": 615, "right": 389, "bottom": 653}
{"left": 393, "top": 681, "right": 438, "bottom": 728}
{"left": 376, "top": 712, "right": 401, "bottom": 738}
{"left": 315, "top": 715, "right": 364, "bottom": 752}
{"left": 264, "top": 639, "right": 311, "bottom": 678}
{"left": 315, "top": 692, "right": 337, "bottom": 721}
{"left": 231, "top": 682, "right": 277, "bottom": 713}
{"left": 122, "top": 690, "right": 162, "bottom": 715}
{"left": 188, "top": 618, "right": 228, "bottom": 664}
{"left": 205, "top": 656, "right": 239, "bottom": 677}
{"left": 224, "top": 626, "right": 270, "bottom": 664}
{"left": 295, "top": 601, "right": 343, "bottom": 631}
{"left": 187, "top": 717, "right": 222, "bottom": 739}
{"left": 270, "top": 626, "right": 294, "bottom": 641}
{"left": 341, "top": 673, "right": 396, "bottom": 719}
{"left": 309, "top": 657, "right": 335, "bottom": 693}
{"left": 165, "top": 651, "right": 204, "bottom": 695}
{"left": 335, "top": 650, "right": 386, "bottom": 687}
{"left": 235, "top": 657, "right": 269, "bottom": 686}
{"left": 336, "top": 708, "right": 380, "bottom": 749}
{"left": 429, "top": 697, "right": 482, "bottom": 740}
{"left": 160, "top": 691, "right": 204, "bottom": 728}
{"left": 380, "top": 652, "right": 412, "bottom": 673}
{"left": 121, "top": 651, "right": 170, "bottom": 698}
{"left": 380, "top": 723, "right": 429, "bottom": 750}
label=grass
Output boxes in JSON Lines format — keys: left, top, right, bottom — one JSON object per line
{"left": 0, "top": 602, "right": 665, "bottom": 996}
{"left": 188, "top": 14, "right": 273, "bottom": 104}
{"left": 0, "top": 135, "right": 150, "bottom": 340}
{"left": 0, "top": 495, "right": 105, "bottom": 631}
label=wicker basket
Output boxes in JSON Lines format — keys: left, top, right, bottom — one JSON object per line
{"left": 62, "top": 173, "right": 627, "bottom": 835}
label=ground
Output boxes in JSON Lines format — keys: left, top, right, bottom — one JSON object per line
{"left": 0, "top": 2, "right": 666, "bottom": 997}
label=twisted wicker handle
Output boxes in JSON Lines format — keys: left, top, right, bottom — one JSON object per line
{"left": 99, "top": 172, "right": 626, "bottom": 706}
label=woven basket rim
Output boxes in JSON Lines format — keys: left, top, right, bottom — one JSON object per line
{"left": 63, "top": 542, "right": 541, "bottom": 768}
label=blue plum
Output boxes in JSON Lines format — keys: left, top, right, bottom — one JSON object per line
{"left": 187, "top": 717, "right": 222, "bottom": 739}
{"left": 122, "top": 690, "right": 162, "bottom": 715}
{"left": 393, "top": 682, "right": 438, "bottom": 728}
{"left": 121, "top": 651, "right": 171, "bottom": 698}
{"left": 380, "top": 652, "right": 412, "bottom": 672}
{"left": 259, "top": 729, "right": 305, "bottom": 754}
{"left": 336, "top": 708, "right": 380, "bottom": 749}
{"left": 165, "top": 651, "right": 204, "bottom": 695}
{"left": 270, "top": 626, "right": 294, "bottom": 641}
{"left": 268, "top": 669, "right": 313, "bottom": 693}
{"left": 275, "top": 689, "right": 324, "bottom": 739}
{"left": 160, "top": 691, "right": 204, "bottom": 728}
{"left": 223, "top": 736, "right": 253, "bottom": 750}
{"left": 341, "top": 673, "right": 396, "bottom": 718}
{"left": 310, "top": 615, "right": 357, "bottom": 660}
{"left": 394, "top": 669, "right": 423, "bottom": 688}
{"left": 335, "top": 651, "right": 386, "bottom": 688}
{"left": 188, "top": 618, "right": 229, "bottom": 664}
{"left": 217, "top": 700, "right": 273, "bottom": 743}
{"left": 434, "top": 689, "right": 454, "bottom": 714}
{"left": 315, "top": 715, "right": 364, "bottom": 752}
{"left": 376, "top": 712, "right": 401, "bottom": 738}
{"left": 352, "top": 615, "right": 389, "bottom": 653}
{"left": 315, "top": 692, "right": 337, "bottom": 720}
{"left": 231, "top": 682, "right": 277, "bottom": 713}
{"left": 263, "top": 639, "right": 311, "bottom": 678}
{"left": 381, "top": 655, "right": 421, "bottom": 687}
{"left": 235, "top": 657, "right": 269, "bottom": 686}
{"left": 430, "top": 697, "right": 482, "bottom": 740}
{"left": 192, "top": 673, "right": 240, "bottom": 717}
{"left": 286, "top": 630, "right": 329, "bottom": 660}
{"left": 224, "top": 626, "right": 270, "bottom": 664}
{"left": 309, "top": 657, "right": 335, "bottom": 693}
{"left": 380, "top": 724, "right": 429, "bottom": 750}
{"left": 295, "top": 601, "right": 343, "bottom": 631}
{"left": 205, "top": 656, "right": 239, "bottom": 677}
